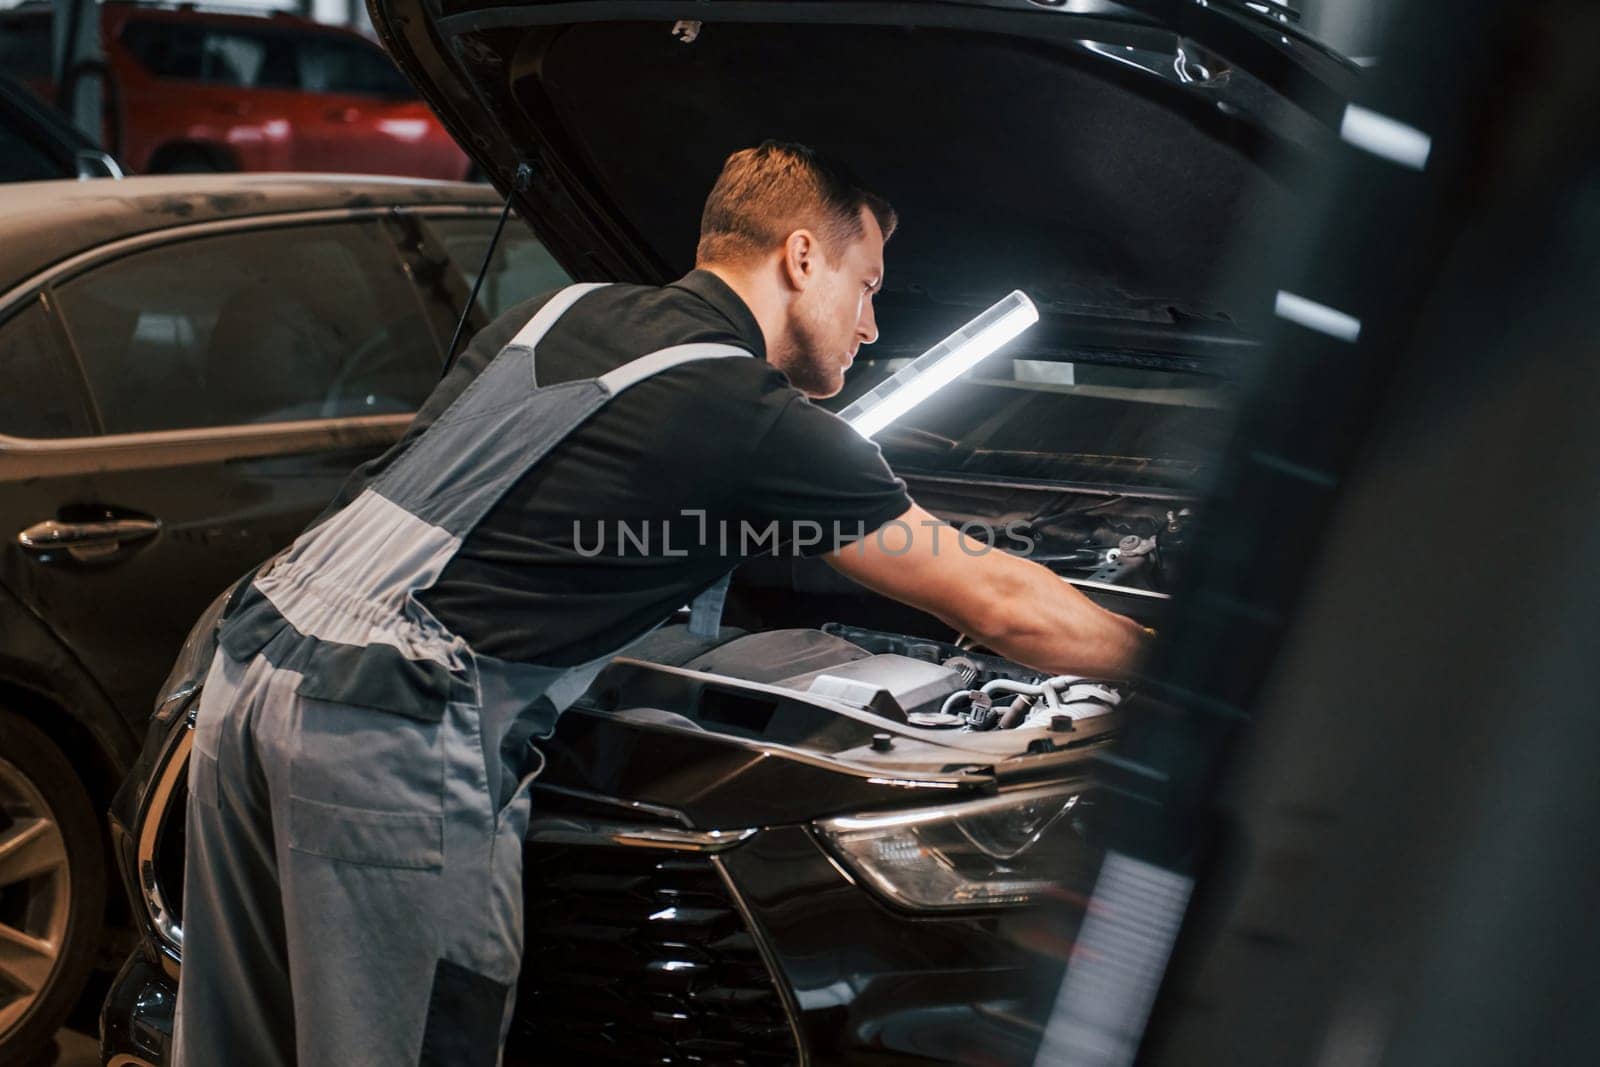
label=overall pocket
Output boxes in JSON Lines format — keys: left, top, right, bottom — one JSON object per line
{"left": 286, "top": 692, "right": 446, "bottom": 870}
{"left": 494, "top": 741, "right": 546, "bottom": 836}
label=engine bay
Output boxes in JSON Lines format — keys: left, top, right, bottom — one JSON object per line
{"left": 910, "top": 485, "right": 1197, "bottom": 599}
{"left": 680, "top": 625, "right": 1121, "bottom": 734}
{"left": 595, "top": 484, "right": 1188, "bottom": 759}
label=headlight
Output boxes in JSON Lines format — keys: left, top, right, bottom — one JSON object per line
{"left": 815, "top": 785, "right": 1096, "bottom": 910}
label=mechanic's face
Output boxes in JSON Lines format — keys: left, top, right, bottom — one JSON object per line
{"left": 776, "top": 208, "right": 884, "bottom": 398}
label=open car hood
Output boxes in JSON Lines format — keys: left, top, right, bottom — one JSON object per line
{"left": 370, "top": 0, "right": 1358, "bottom": 345}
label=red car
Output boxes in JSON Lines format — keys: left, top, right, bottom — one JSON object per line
{"left": 0, "top": 1, "right": 471, "bottom": 179}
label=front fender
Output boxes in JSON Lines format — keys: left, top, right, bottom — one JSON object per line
{"left": 109, "top": 578, "right": 240, "bottom": 974}
{"left": 0, "top": 579, "right": 134, "bottom": 772}
{"left": 113, "top": 576, "right": 240, "bottom": 832}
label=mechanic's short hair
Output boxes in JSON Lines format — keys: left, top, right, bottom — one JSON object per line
{"left": 696, "top": 141, "right": 897, "bottom": 266}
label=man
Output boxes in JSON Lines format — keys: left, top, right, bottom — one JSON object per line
{"left": 174, "top": 141, "right": 1148, "bottom": 1065}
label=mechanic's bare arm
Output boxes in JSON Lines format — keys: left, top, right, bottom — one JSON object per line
{"left": 825, "top": 504, "right": 1150, "bottom": 679}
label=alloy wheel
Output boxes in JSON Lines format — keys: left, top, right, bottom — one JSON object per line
{"left": 0, "top": 755, "right": 72, "bottom": 1035}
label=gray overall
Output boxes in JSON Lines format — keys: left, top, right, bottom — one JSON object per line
{"left": 173, "top": 283, "right": 746, "bottom": 1066}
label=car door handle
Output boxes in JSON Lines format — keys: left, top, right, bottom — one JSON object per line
{"left": 326, "top": 107, "right": 361, "bottom": 123}
{"left": 18, "top": 517, "right": 162, "bottom": 562}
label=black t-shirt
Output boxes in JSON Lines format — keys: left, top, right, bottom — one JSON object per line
{"left": 322, "top": 270, "right": 910, "bottom": 666}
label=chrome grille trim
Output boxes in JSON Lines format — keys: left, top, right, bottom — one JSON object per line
{"left": 525, "top": 814, "right": 756, "bottom": 853}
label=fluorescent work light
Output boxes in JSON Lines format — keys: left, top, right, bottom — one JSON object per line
{"left": 841, "top": 289, "right": 1040, "bottom": 438}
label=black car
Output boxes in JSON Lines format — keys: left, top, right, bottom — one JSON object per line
{"left": 0, "top": 172, "right": 568, "bottom": 1062}
{"left": 102, "top": 2, "right": 1360, "bottom": 1063}
{"left": 0, "top": 70, "right": 122, "bottom": 183}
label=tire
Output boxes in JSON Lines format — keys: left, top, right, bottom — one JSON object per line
{"left": 0, "top": 710, "right": 107, "bottom": 1064}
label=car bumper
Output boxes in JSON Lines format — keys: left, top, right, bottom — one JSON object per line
{"left": 101, "top": 950, "right": 174, "bottom": 1067}
{"left": 102, "top": 820, "right": 1070, "bottom": 1065}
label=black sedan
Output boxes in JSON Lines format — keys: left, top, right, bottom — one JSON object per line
{"left": 102, "top": 0, "right": 1361, "bottom": 1063}
{"left": 0, "top": 172, "right": 566, "bottom": 1063}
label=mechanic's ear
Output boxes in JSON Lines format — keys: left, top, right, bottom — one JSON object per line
{"left": 782, "top": 229, "right": 818, "bottom": 291}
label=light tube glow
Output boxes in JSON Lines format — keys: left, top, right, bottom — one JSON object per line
{"left": 841, "top": 290, "right": 1039, "bottom": 438}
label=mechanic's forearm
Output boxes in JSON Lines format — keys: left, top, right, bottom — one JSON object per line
{"left": 968, "top": 553, "right": 1149, "bottom": 679}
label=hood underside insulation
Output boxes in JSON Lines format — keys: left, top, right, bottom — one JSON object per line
{"left": 513, "top": 19, "right": 1293, "bottom": 318}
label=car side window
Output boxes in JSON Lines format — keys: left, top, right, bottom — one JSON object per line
{"left": 53, "top": 221, "right": 443, "bottom": 433}
{"left": 120, "top": 22, "right": 208, "bottom": 81}
{"left": 298, "top": 38, "right": 416, "bottom": 99}
{"left": 121, "top": 21, "right": 297, "bottom": 89}
{"left": 0, "top": 298, "right": 95, "bottom": 438}
{"left": 200, "top": 30, "right": 297, "bottom": 90}
{"left": 423, "top": 218, "right": 573, "bottom": 320}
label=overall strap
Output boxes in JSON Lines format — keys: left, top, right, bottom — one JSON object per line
{"left": 369, "top": 283, "right": 612, "bottom": 529}
{"left": 688, "top": 575, "right": 731, "bottom": 640}
{"left": 598, "top": 342, "right": 750, "bottom": 395}
{"left": 240, "top": 285, "right": 753, "bottom": 725}
{"left": 599, "top": 342, "right": 751, "bottom": 639}
{"left": 505, "top": 282, "right": 611, "bottom": 382}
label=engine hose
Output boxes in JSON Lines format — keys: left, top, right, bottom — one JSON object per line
{"left": 982, "top": 675, "right": 1091, "bottom": 699}
{"left": 941, "top": 689, "right": 976, "bottom": 716}
{"left": 980, "top": 679, "right": 1050, "bottom": 700}
{"left": 996, "top": 695, "right": 1032, "bottom": 730}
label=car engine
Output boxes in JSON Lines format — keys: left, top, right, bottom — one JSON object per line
{"left": 678, "top": 624, "right": 1121, "bottom": 733}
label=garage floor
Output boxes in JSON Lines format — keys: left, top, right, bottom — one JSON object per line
{"left": 32, "top": 969, "right": 107, "bottom": 1067}
{"left": 36, "top": 1029, "right": 96, "bottom": 1067}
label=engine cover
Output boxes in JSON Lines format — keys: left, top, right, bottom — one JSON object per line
{"left": 681, "top": 629, "right": 964, "bottom": 721}
{"left": 783, "top": 654, "right": 966, "bottom": 721}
